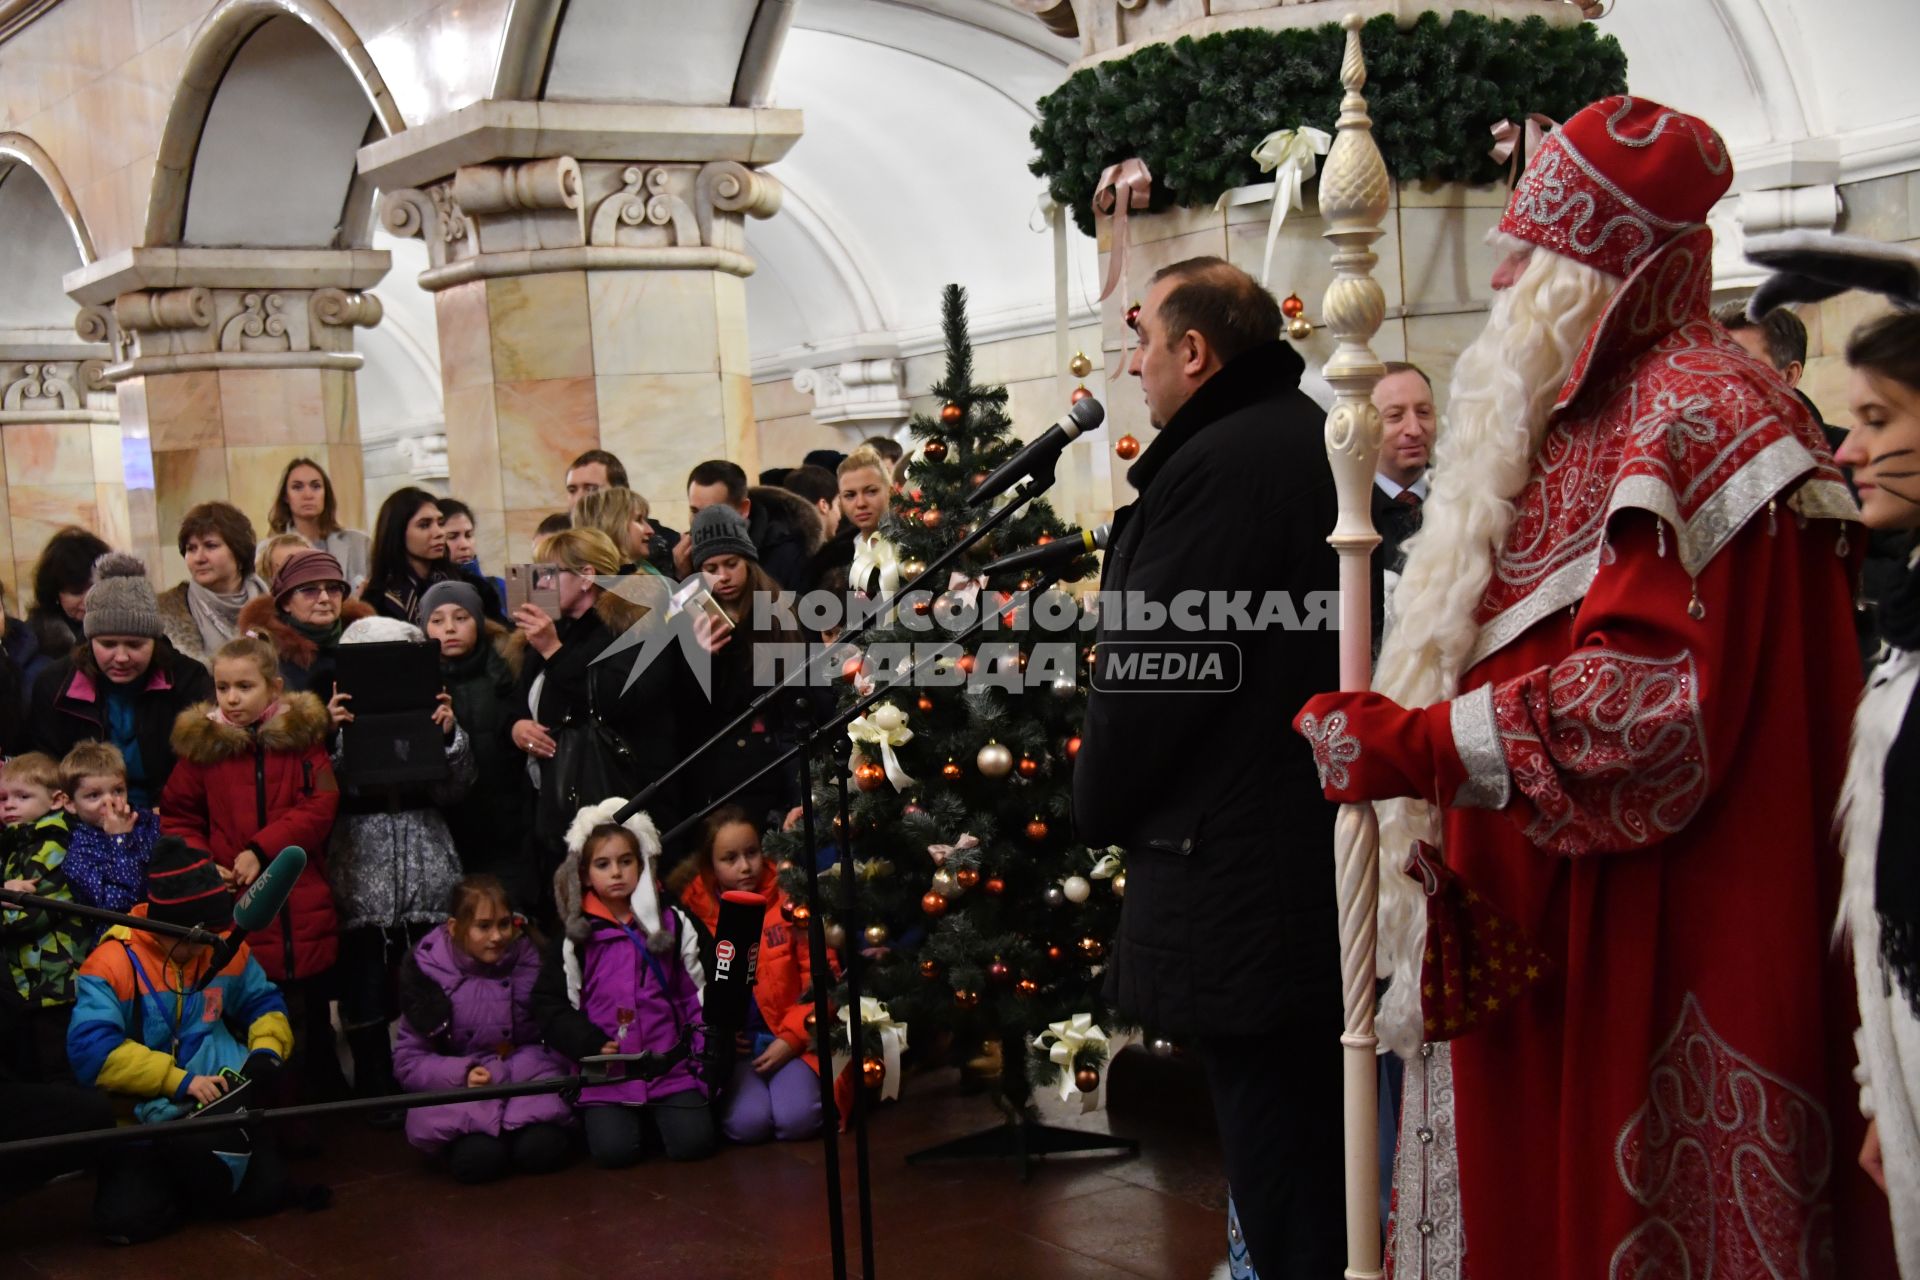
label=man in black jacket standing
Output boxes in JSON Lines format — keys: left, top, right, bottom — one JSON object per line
{"left": 1073, "top": 257, "right": 1344, "bottom": 1277}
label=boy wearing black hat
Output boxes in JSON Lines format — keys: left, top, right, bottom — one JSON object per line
{"left": 66, "top": 836, "right": 297, "bottom": 1242}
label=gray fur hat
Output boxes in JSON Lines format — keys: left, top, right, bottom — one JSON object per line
{"left": 555, "top": 797, "right": 669, "bottom": 950}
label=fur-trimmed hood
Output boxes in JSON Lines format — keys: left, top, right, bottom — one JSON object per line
{"left": 236, "top": 595, "right": 376, "bottom": 670}
{"left": 169, "top": 690, "right": 332, "bottom": 764}
{"left": 749, "top": 483, "right": 828, "bottom": 559}
{"left": 553, "top": 797, "right": 668, "bottom": 949}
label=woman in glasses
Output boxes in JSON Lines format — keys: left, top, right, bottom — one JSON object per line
{"left": 237, "top": 549, "right": 376, "bottom": 720}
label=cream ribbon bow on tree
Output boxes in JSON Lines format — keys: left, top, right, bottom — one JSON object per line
{"left": 1033, "top": 1012, "right": 1111, "bottom": 1103}
{"left": 1249, "top": 127, "right": 1330, "bottom": 289}
{"left": 847, "top": 702, "right": 915, "bottom": 792}
{"left": 927, "top": 832, "right": 980, "bottom": 867}
{"left": 1489, "top": 113, "right": 1557, "bottom": 186}
{"left": 850, "top": 531, "right": 901, "bottom": 602}
{"left": 832, "top": 997, "right": 908, "bottom": 1102}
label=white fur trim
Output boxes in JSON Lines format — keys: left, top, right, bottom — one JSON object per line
{"left": 675, "top": 905, "right": 706, "bottom": 996}
{"left": 341, "top": 615, "right": 424, "bottom": 644}
{"left": 565, "top": 797, "right": 666, "bottom": 938}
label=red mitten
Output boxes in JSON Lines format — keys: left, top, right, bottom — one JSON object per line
{"left": 1292, "top": 690, "right": 1462, "bottom": 806}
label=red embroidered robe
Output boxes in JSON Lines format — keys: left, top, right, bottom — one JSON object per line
{"left": 1309, "top": 230, "right": 1892, "bottom": 1278}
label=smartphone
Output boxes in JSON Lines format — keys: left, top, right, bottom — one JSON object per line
{"left": 507, "top": 563, "right": 563, "bottom": 619}
{"left": 670, "top": 577, "right": 733, "bottom": 634}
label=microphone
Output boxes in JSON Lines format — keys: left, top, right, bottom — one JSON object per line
{"left": 980, "top": 524, "right": 1110, "bottom": 580}
{"left": 701, "top": 889, "right": 766, "bottom": 1083}
{"left": 965, "top": 396, "right": 1104, "bottom": 508}
{"left": 198, "top": 847, "right": 308, "bottom": 986}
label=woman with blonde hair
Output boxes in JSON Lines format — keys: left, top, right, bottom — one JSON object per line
{"left": 507, "top": 527, "right": 683, "bottom": 889}
{"left": 569, "top": 486, "right": 661, "bottom": 575}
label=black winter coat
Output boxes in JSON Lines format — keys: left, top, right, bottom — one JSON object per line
{"left": 441, "top": 632, "right": 535, "bottom": 908}
{"left": 29, "top": 643, "right": 215, "bottom": 804}
{"left": 1073, "top": 340, "right": 1344, "bottom": 1038}
{"left": 746, "top": 485, "right": 826, "bottom": 594}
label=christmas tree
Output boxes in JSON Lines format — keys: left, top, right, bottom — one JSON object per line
{"left": 768, "top": 284, "right": 1125, "bottom": 1114}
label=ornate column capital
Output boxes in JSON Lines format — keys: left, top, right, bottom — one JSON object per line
{"left": 792, "top": 357, "right": 910, "bottom": 430}
{"left": 62, "top": 248, "right": 389, "bottom": 383}
{"left": 360, "top": 100, "right": 799, "bottom": 292}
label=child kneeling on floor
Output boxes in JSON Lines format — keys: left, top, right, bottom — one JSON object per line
{"left": 672, "top": 806, "right": 825, "bottom": 1144}
{"left": 393, "top": 874, "right": 573, "bottom": 1182}
{"left": 533, "top": 800, "right": 714, "bottom": 1168}
{"left": 65, "top": 836, "right": 304, "bottom": 1244}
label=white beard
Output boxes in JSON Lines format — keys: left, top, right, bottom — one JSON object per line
{"left": 1369, "top": 242, "right": 1618, "bottom": 1056}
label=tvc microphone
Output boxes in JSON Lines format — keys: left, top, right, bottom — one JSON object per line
{"left": 700, "top": 889, "right": 766, "bottom": 1083}
{"left": 966, "top": 395, "right": 1105, "bottom": 508}
{"left": 980, "top": 523, "right": 1110, "bottom": 580}
{"left": 195, "top": 845, "right": 308, "bottom": 988}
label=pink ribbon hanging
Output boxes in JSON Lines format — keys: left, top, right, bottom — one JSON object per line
{"left": 1488, "top": 114, "right": 1557, "bottom": 186}
{"left": 1093, "top": 159, "right": 1152, "bottom": 303}
{"left": 928, "top": 833, "right": 980, "bottom": 867}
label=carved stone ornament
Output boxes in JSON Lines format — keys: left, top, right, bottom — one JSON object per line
{"left": 0, "top": 361, "right": 108, "bottom": 413}
{"left": 381, "top": 154, "right": 785, "bottom": 290}
{"left": 103, "top": 284, "right": 383, "bottom": 377}
{"left": 792, "top": 358, "right": 911, "bottom": 429}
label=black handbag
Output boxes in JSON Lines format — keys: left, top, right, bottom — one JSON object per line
{"left": 533, "top": 673, "right": 643, "bottom": 853}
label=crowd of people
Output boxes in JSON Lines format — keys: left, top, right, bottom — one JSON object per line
{"left": 0, "top": 438, "right": 912, "bottom": 1244}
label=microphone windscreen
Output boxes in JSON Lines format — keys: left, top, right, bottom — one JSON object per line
{"left": 705, "top": 890, "right": 766, "bottom": 1041}
{"left": 232, "top": 847, "right": 308, "bottom": 933}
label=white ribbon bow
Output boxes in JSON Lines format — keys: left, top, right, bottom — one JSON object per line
{"left": 847, "top": 703, "right": 915, "bottom": 792}
{"left": 851, "top": 531, "right": 901, "bottom": 604}
{"left": 1032, "top": 1013, "right": 1111, "bottom": 1105}
{"left": 1088, "top": 850, "right": 1125, "bottom": 880}
{"left": 833, "top": 996, "right": 909, "bottom": 1102}
{"left": 1248, "top": 126, "right": 1330, "bottom": 289}
{"left": 927, "top": 832, "right": 980, "bottom": 867}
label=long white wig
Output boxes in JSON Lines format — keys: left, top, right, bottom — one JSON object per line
{"left": 1370, "top": 236, "right": 1618, "bottom": 1055}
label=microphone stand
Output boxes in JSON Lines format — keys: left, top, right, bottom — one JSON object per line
{"left": 830, "top": 732, "right": 877, "bottom": 1280}
{"left": 0, "top": 889, "right": 221, "bottom": 945}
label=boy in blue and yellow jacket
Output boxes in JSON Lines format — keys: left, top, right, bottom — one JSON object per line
{"left": 1, "top": 751, "right": 80, "bottom": 1082}
{"left": 66, "top": 836, "right": 296, "bottom": 1243}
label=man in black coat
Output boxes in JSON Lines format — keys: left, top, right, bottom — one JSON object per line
{"left": 1073, "top": 257, "right": 1344, "bottom": 1277}
{"left": 671, "top": 460, "right": 823, "bottom": 593}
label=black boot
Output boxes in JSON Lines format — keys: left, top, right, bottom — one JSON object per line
{"left": 344, "top": 1024, "right": 403, "bottom": 1129}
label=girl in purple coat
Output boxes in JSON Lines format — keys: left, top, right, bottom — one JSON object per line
{"left": 393, "top": 875, "right": 574, "bottom": 1183}
{"left": 531, "top": 800, "right": 714, "bottom": 1168}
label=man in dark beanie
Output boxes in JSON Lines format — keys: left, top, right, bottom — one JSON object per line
{"left": 66, "top": 836, "right": 302, "bottom": 1242}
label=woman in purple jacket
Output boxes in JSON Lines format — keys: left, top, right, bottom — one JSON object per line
{"left": 393, "top": 876, "right": 574, "bottom": 1182}
{"left": 532, "top": 802, "right": 713, "bottom": 1168}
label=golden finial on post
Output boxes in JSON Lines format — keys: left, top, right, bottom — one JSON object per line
{"left": 1318, "top": 13, "right": 1389, "bottom": 1280}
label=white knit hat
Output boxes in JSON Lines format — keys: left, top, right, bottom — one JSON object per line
{"left": 555, "top": 797, "right": 668, "bottom": 949}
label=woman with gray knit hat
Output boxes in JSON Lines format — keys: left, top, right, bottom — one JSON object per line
{"left": 28, "top": 552, "right": 214, "bottom": 806}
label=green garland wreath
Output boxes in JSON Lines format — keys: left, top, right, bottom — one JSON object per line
{"left": 1030, "top": 12, "right": 1628, "bottom": 235}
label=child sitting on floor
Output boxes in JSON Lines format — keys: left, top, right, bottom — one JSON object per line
{"left": 60, "top": 742, "right": 160, "bottom": 913}
{"left": 393, "top": 874, "right": 574, "bottom": 1183}
{"left": 0, "top": 751, "right": 80, "bottom": 1081}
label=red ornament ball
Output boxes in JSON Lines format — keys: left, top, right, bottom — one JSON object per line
{"left": 969, "top": 472, "right": 988, "bottom": 490}
{"left": 983, "top": 876, "right": 1006, "bottom": 896}
{"left": 1025, "top": 817, "right": 1050, "bottom": 843}
{"left": 917, "top": 694, "right": 935, "bottom": 714}
{"left": 780, "top": 899, "right": 796, "bottom": 923}
{"left": 1046, "top": 945, "right": 1064, "bottom": 963}
{"left": 987, "top": 959, "right": 1011, "bottom": 985}
{"left": 956, "top": 654, "right": 976, "bottom": 675}
{"left": 1070, "top": 385, "right": 1092, "bottom": 405}
{"left": 1115, "top": 434, "right": 1141, "bottom": 461}
{"left": 923, "top": 438, "right": 948, "bottom": 462}
{"left": 791, "top": 903, "right": 811, "bottom": 924}
{"left": 1016, "top": 977, "right": 1039, "bottom": 998}
{"left": 922, "top": 508, "right": 943, "bottom": 530}
{"left": 1075, "top": 1066, "right": 1101, "bottom": 1093}
{"left": 919, "top": 958, "right": 941, "bottom": 980}
{"left": 841, "top": 654, "right": 865, "bottom": 682}
{"left": 941, "top": 758, "right": 963, "bottom": 781}
{"left": 1281, "top": 291, "right": 1306, "bottom": 319}
{"left": 854, "top": 760, "right": 887, "bottom": 792}
{"left": 1036, "top": 533, "right": 1053, "bottom": 545}
{"left": 1078, "top": 936, "right": 1104, "bottom": 960}
{"left": 862, "top": 1057, "right": 887, "bottom": 1089}
{"left": 1066, "top": 735, "right": 1082, "bottom": 759}
{"left": 954, "top": 867, "right": 980, "bottom": 890}
{"left": 954, "top": 989, "right": 980, "bottom": 1010}
{"left": 921, "top": 891, "right": 950, "bottom": 917}
{"left": 940, "top": 403, "right": 963, "bottom": 424}
{"left": 1017, "top": 756, "right": 1040, "bottom": 779}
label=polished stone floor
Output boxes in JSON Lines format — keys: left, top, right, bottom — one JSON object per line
{"left": 0, "top": 1053, "right": 1231, "bottom": 1279}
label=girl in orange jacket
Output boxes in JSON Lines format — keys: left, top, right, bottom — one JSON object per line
{"left": 674, "top": 807, "right": 825, "bottom": 1144}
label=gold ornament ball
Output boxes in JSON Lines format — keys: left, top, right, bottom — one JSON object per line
{"left": 1115, "top": 434, "right": 1141, "bottom": 461}
{"left": 1075, "top": 1065, "right": 1101, "bottom": 1093}
{"left": 976, "top": 741, "right": 1014, "bottom": 778}
{"left": 1112, "top": 872, "right": 1127, "bottom": 898}
{"left": 1068, "top": 350, "right": 1093, "bottom": 378}
{"left": 1287, "top": 315, "right": 1313, "bottom": 341}
{"left": 824, "top": 923, "right": 848, "bottom": 951}
{"left": 1051, "top": 675, "right": 1076, "bottom": 700}
{"left": 862, "top": 1057, "right": 887, "bottom": 1089}
{"left": 954, "top": 867, "right": 981, "bottom": 890}
{"left": 940, "top": 402, "right": 963, "bottom": 423}
{"left": 923, "top": 438, "right": 948, "bottom": 462}
{"left": 902, "top": 558, "right": 927, "bottom": 579}
{"left": 864, "top": 923, "right": 890, "bottom": 947}
{"left": 921, "top": 890, "right": 950, "bottom": 916}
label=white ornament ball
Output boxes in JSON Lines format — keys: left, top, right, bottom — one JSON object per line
{"left": 976, "top": 741, "right": 1014, "bottom": 778}
{"left": 1062, "top": 875, "right": 1091, "bottom": 904}
{"left": 1050, "top": 675, "right": 1077, "bottom": 699}
{"left": 872, "top": 703, "right": 906, "bottom": 733}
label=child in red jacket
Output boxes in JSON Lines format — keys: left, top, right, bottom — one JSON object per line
{"left": 673, "top": 806, "right": 824, "bottom": 1144}
{"left": 161, "top": 633, "right": 344, "bottom": 1107}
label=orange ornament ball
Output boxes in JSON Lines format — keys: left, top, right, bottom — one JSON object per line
{"left": 1046, "top": 945, "right": 1064, "bottom": 963}
{"left": 1017, "top": 756, "right": 1040, "bottom": 779}
{"left": 917, "top": 694, "right": 935, "bottom": 714}
{"left": 922, "top": 508, "right": 943, "bottom": 530}
{"left": 940, "top": 402, "right": 963, "bottom": 424}
{"left": 983, "top": 876, "right": 1006, "bottom": 896}
{"left": 842, "top": 654, "right": 865, "bottom": 682}
{"left": 941, "top": 758, "right": 963, "bottom": 781}
{"left": 1025, "top": 817, "right": 1050, "bottom": 843}
{"left": 1070, "top": 385, "right": 1092, "bottom": 405}
{"left": 862, "top": 1057, "right": 887, "bottom": 1089}
{"left": 1016, "top": 978, "right": 1039, "bottom": 998}
{"left": 1066, "top": 735, "right": 1082, "bottom": 759}
{"left": 854, "top": 760, "right": 887, "bottom": 792}
{"left": 954, "top": 989, "right": 980, "bottom": 1010}
{"left": 1078, "top": 936, "right": 1105, "bottom": 960}
{"left": 955, "top": 867, "right": 981, "bottom": 889}
{"left": 956, "top": 653, "right": 976, "bottom": 675}
{"left": 919, "top": 958, "right": 941, "bottom": 980}
{"left": 921, "top": 890, "right": 950, "bottom": 916}
{"left": 1115, "top": 434, "right": 1141, "bottom": 461}
{"left": 791, "top": 903, "right": 811, "bottom": 924}
{"left": 923, "top": 438, "right": 948, "bottom": 462}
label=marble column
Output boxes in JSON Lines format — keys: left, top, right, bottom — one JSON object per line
{"left": 360, "top": 102, "right": 801, "bottom": 569}
{"left": 65, "top": 249, "right": 388, "bottom": 585}
{"left": 0, "top": 336, "right": 126, "bottom": 603}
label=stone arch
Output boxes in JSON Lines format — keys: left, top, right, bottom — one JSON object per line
{"left": 0, "top": 133, "right": 95, "bottom": 267}
{"left": 143, "top": 0, "right": 405, "bottom": 248}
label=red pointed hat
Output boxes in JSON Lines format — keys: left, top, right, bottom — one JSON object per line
{"left": 1497, "top": 95, "right": 1732, "bottom": 280}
